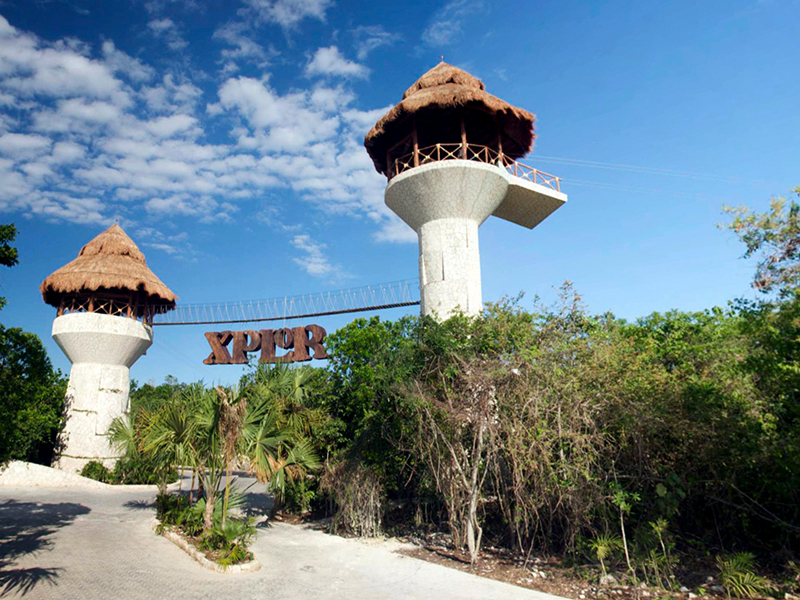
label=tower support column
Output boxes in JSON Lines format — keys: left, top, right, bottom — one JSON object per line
{"left": 51, "top": 312, "right": 153, "bottom": 473}
{"left": 418, "top": 218, "right": 482, "bottom": 316}
{"left": 385, "top": 161, "right": 509, "bottom": 319}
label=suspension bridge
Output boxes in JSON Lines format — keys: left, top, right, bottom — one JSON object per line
{"left": 151, "top": 279, "right": 420, "bottom": 326}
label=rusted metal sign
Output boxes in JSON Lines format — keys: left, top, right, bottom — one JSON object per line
{"left": 203, "top": 325, "right": 328, "bottom": 365}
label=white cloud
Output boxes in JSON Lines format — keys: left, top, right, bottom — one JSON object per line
{"left": 305, "top": 46, "right": 369, "bottom": 79}
{"left": 145, "top": 194, "right": 236, "bottom": 222}
{"left": 0, "top": 133, "right": 52, "bottom": 159}
{"left": 213, "top": 22, "right": 270, "bottom": 65}
{"left": 215, "top": 76, "right": 341, "bottom": 152}
{"left": 142, "top": 74, "right": 202, "bottom": 114}
{"left": 244, "top": 0, "right": 333, "bottom": 30}
{"left": 290, "top": 233, "right": 348, "bottom": 279}
{"left": 0, "top": 16, "right": 130, "bottom": 106}
{"left": 0, "top": 14, "right": 412, "bottom": 252}
{"left": 50, "top": 141, "right": 86, "bottom": 164}
{"left": 147, "top": 18, "right": 188, "bottom": 51}
{"left": 101, "top": 41, "right": 154, "bottom": 83}
{"left": 352, "top": 25, "right": 402, "bottom": 60}
{"left": 144, "top": 114, "right": 198, "bottom": 137}
{"left": 422, "top": 0, "right": 485, "bottom": 46}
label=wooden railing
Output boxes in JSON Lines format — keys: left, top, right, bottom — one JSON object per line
{"left": 390, "top": 143, "right": 561, "bottom": 192}
{"left": 504, "top": 159, "right": 562, "bottom": 191}
{"left": 58, "top": 295, "right": 160, "bottom": 325}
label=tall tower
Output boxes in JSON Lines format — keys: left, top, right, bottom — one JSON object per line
{"left": 365, "top": 62, "right": 567, "bottom": 319}
{"left": 40, "top": 225, "right": 177, "bottom": 473}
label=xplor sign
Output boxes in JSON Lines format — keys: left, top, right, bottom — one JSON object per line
{"left": 204, "top": 325, "right": 328, "bottom": 365}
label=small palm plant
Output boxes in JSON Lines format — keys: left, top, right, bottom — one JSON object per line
{"left": 241, "top": 366, "right": 322, "bottom": 515}
{"left": 590, "top": 533, "right": 622, "bottom": 579}
{"left": 142, "top": 400, "right": 196, "bottom": 494}
{"left": 716, "top": 553, "right": 776, "bottom": 599}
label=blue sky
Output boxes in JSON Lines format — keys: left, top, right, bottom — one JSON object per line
{"left": 0, "top": 0, "right": 798, "bottom": 385}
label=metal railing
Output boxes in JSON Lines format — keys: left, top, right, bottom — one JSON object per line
{"left": 390, "top": 143, "right": 561, "bottom": 192}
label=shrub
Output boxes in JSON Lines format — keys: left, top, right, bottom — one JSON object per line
{"left": 80, "top": 460, "right": 112, "bottom": 483}
{"left": 320, "top": 459, "right": 384, "bottom": 538}
{"left": 155, "top": 492, "right": 254, "bottom": 566}
{"left": 112, "top": 453, "right": 176, "bottom": 486}
{"left": 716, "top": 553, "right": 776, "bottom": 599}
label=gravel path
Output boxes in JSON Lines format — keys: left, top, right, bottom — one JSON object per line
{"left": 0, "top": 476, "right": 566, "bottom": 600}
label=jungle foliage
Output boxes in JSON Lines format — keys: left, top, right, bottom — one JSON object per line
{"left": 319, "top": 291, "right": 800, "bottom": 559}
{"left": 109, "top": 364, "right": 323, "bottom": 563}
{"left": 305, "top": 192, "right": 800, "bottom": 581}
{"left": 0, "top": 223, "right": 66, "bottom": 466}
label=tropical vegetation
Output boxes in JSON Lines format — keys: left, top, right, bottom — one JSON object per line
{"left": 93, "top": 364, "right": 322, "bottom": 565}
{"left": 4, "top": 188, "right": 800, "bottom": 588}
{"left": 0, "top": 223, "right": 66, "bottom": 466}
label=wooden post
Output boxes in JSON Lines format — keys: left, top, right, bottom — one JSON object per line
{"left": 460, "top": 118, "right": 467, "bottom": 159}
{"left": 412, "top": 120, "right": 419, "bottom": 168}
{"left": 88, "top": 296, "right": 94, "bottom": 313}
{"left": 495, "top": 114, "right": 504, "bottom": 165}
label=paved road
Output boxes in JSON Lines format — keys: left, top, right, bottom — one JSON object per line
{"left": 0, "top": 477, "right": 565, "bottom": 600}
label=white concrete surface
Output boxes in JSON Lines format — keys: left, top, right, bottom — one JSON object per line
{"left": 386, "top": 161, "right": 508, "bottom": 318}
{"left": 0, "top": 476, "right": 572, "bottom": 600}
{"left": 0, "top": 461, "right": 109, "bottom": 489}
{"left": 492, "top": 175, "right": 568, "bottom": 230}
{"left": 51, "top": 312, "right": 153, "bottom": 473}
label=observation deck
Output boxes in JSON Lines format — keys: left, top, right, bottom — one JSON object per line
{"left": 388, "top": 142, "right": 567, "bottom": 231}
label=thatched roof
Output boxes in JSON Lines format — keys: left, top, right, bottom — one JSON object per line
{"left": 364, "top": 62, "right": 536, "bottom": 175}
{"left": 41, "top": 224, "right": 177, "bottom": 309}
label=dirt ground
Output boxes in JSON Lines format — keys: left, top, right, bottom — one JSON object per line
{"left": 390, "top": 539, "right": 793, "bottom": 600}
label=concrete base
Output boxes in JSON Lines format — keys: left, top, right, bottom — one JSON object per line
{"left": 386, "top": 161, "right": 509, "bottom": 318}
{"left": 51, "top": 312, "right": 153, "bottom": 473}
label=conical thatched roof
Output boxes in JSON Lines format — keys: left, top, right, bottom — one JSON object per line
{"left": 364, "top": 62, "right": 535, "bottom": 175}
{"left": 40, "top": 224, "right": 177, "bottom": 309}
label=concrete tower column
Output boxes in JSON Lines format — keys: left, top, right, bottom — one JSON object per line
{"left": 386, "top": 161, "right": 509, "bottom": 317}
{"left": 51, "top": 312, "right": 153, "bottom": 473}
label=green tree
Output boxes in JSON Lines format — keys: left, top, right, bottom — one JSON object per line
{"left": 323, "top": 316, "right": 421, "bottom": 489}
{"left": 724, "top": 187, "right": 800, "bottom": 296}
{"left": 0, "top": 223, "right": 19, "bottom": 310}
{"left": 0, "top": 225, "right": 66, "bottom": 466}
{"left": 0, "top": 326, "right": 66, "bottom": 465}
{"left": 129, "top": 375, "right": 188, "bottom": 415}
{"left": 241, "top": 366, "right": 322, "bottom": 514}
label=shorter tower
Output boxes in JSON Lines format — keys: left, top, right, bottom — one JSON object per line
{"left": 40, "top": 225, "right": 177, "bottom": 473}
{"left": 365, "top": 62, "right": 567, "bottom": 319}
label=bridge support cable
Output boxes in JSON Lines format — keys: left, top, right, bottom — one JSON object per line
{"left": 152, "top": 279, "right": 420, "bottom": 326}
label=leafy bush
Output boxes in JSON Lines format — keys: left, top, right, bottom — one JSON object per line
{"left": 80, "top": 460, "right": 112, "bottom": 483}
{"left": 112, "top": 453, "right": 176, "bottom": 486}
{"left": 199, "top": 518, "right": 255, "bottom": 567}
{"left": 319, "top": 286, "right": 800, "bottom": 569}
{"left": 282, "top": 476, "right": 317, "bottom": 514}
